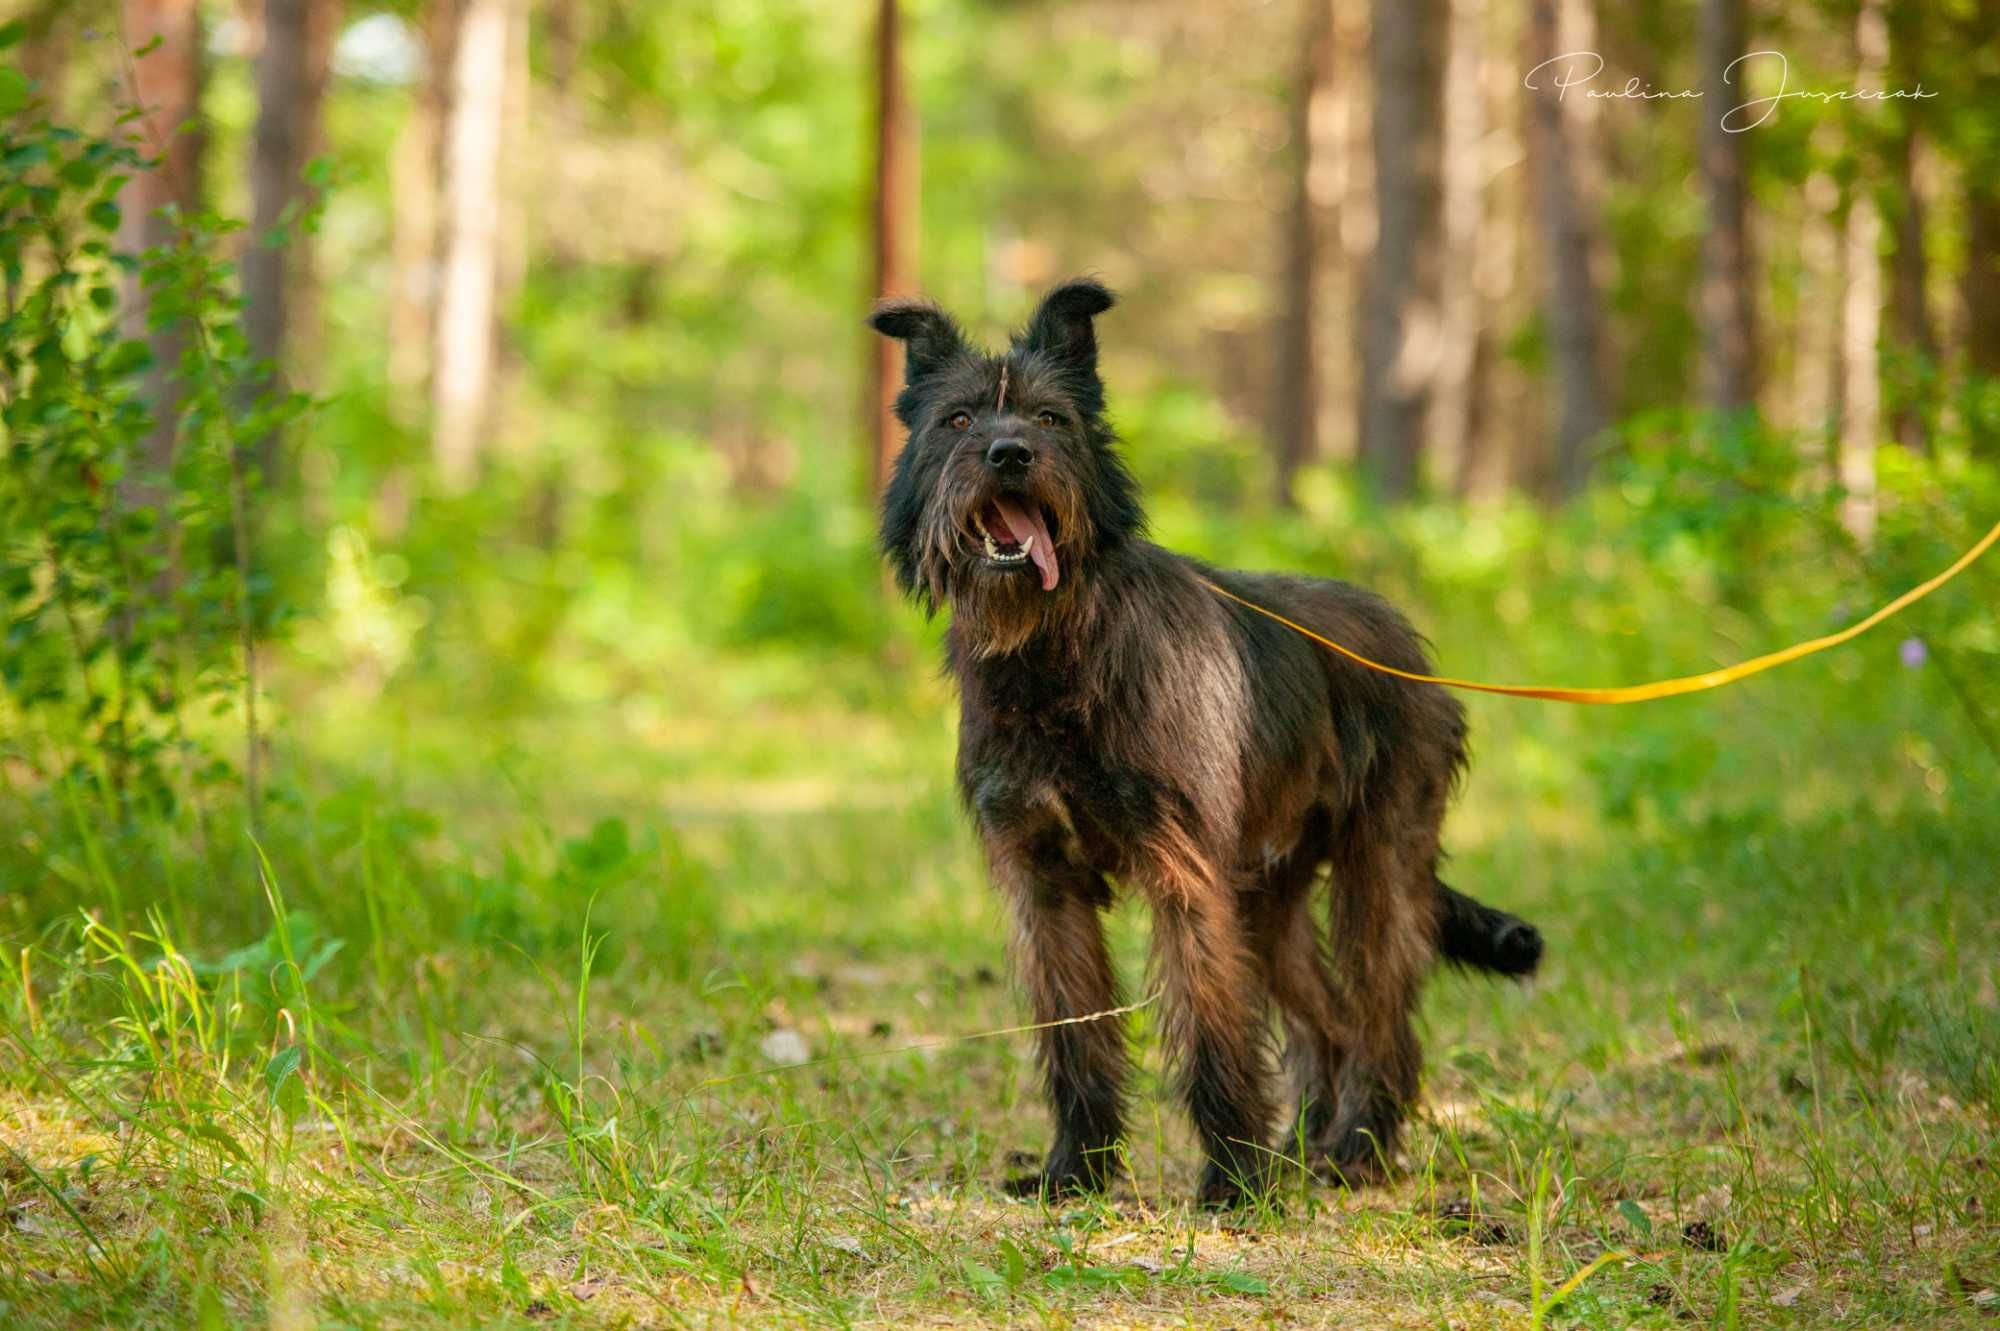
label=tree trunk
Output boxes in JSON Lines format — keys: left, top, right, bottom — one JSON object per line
{"left": 1329, "top": 0, "right": 1371, "bottom": 466}
{"left": 1358, "top": 0, "right": 1444, "bottom": 500}
{"left": 1525, "top": 0, "right": 1610, "bottom": 495}
{"left": 1795, "top": 168, "right": 1842, "bottom": 477}
{"left": 1697, "top": 0, "right": 1756, "bottom": 412}
{"left": 1461, "top": 0, "right": 1529, "bottom": 501}
{"left": 244, "top": 0, "right": 341, "bottom": 484}
{"left": 388, "top": 1, "right": 454, "bottom": 421}
{"left": 1271, "top": 0, "right": 1333, "bottom": 508}
{"left": 118, "top": 0, "right": 205, "bottom": 508}
{"left": 1429, "top": 0, "right": 1486, "bottom": 494}
{"left": 1839, "top": 0, "right": 1888, "bottom": 544}
{"left": 1969, "top": 180, "right": 2000, "bottom": 381}
{"left": 16, "top": 0, "right": 77, "bottom": 96}
{"left": 869, "top": 0, "right": 919, "bottom": 499}
{"left": 1887, "top": 128, "right": 1935, "bottom": 451}
{"left": 432, "top": 0, "right": 508, "bottom": 490}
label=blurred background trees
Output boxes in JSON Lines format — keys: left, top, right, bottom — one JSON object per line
{"left": 16, "top": 0, "right": 1999, "bottom": 516}
{"left": 3, "top": 0, "right": 1997, "bottom": 799}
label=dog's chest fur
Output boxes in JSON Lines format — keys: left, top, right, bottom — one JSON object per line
{"left": 949, "top": 592, "right": 1250, "bottom": 879}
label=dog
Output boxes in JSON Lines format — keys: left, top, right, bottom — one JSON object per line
{"left": 870, "top": 279, "right": 1542, "bottom": 1207}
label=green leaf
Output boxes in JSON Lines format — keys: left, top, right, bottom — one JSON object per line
{"left": 185, "top": 1120, "right": 252, "bottom": 1166}
{"left": 0, "top": 67, "right": 30, "bottom": 117}
{"left": 0, "top": 21, "right": 26, "bottom": 50}
{"left": 1213, "top": 1270, "right": 1269, "bottom": 1295}
{"left": 997, "top": 1237, "right": 1028, "bottom": 1288}
{"left": 105, "top": 339, "right": 153, "bottom": 376}
{"left": 264, "top": 1045, "right": 302, "bottom": 1099}
{"left": 264, "top": 1047, "right": 306, "bottom": 1119}
{"left": 1618, "top": 1199, "right": 1653, "bottom": 1240}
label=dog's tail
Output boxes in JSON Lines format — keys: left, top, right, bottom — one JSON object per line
{"left": 1434, "top": 879, "right": 1543, "bottom": 978}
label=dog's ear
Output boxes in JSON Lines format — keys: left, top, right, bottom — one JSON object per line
{"left": 868, "top": 299, "right": 967, "bottom": 383}
{"left": 1018, "top": 278, "right": 1116, "bottom": 371}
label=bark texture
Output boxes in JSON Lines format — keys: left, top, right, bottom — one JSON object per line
{"left": 1358, "top": 0, "right": 1445, "bottom": 499}
{"left": 1698, "top": 0, "right": 1756, "bottom": 412}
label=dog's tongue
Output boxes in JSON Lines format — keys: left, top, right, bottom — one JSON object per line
{"left": 991, "top": 497, "right": 1059, "bottom": 591}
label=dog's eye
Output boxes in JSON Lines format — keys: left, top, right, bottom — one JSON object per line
{"left": 1035, "top": 411, "right": 1059, "bottom": 429}
{"left": 947, "top": 411, "right": 973, "bottom": 431}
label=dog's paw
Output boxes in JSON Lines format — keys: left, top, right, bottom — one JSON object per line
{"left": 1312, "top": 1150, "right": 1392, "bottom": 1189}
{"left": 1002, "top": 1168, "right": 1098, "bottom": 1203}
{"left": 1196, "top": 1158, "right": 1280, "bottom": 1211}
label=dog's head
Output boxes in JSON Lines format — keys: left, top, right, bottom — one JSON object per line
{"left": 870, "top": 279, "right": 1142, "bottom": 652}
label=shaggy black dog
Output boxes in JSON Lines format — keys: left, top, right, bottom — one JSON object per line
{"left": 871, "top": 279, "right": 1541, "bottom": 1207}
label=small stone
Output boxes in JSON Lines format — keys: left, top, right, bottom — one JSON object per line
{"left": 758, "top": 1029, "right": 811, "bottom": 1065}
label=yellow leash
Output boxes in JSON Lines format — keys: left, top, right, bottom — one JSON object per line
{"left": 1199, "top": 517, "right": 2000, "bottom": 704}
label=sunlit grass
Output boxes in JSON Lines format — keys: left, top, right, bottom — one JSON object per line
{"left": 5, "top": 668, "right": 1997, "bottom": 1328}
{"left": 4, "top": 470, "right": 1997, "bottom": 1327}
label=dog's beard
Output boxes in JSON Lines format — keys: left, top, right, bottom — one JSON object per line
{"left": 915, "top": 466, "right": 1089, "bottom": 658}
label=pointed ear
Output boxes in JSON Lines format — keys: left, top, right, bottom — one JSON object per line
{"left": 1018, "top": 278, "right": 1116, "bottom": 369}
{"left": 867, "top": 299, "right": 968, "bottom": 383}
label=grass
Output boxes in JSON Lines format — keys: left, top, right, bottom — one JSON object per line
{"left": 4, "top": 498, "right": 1999, "bottom": 1328}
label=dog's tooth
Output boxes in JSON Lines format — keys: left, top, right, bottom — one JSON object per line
{"left": 1021, "top": 535, "right": 1034, "bottom": 555}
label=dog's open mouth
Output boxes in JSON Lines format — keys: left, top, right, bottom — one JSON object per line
{"left": 972, "top": 498, "right": 1060, "bottom": 591}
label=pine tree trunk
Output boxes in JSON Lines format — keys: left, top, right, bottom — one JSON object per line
{"left": 1330, "top": 0, "right": 1371, "bottom": 466}
{"left": 244, "top": 0, "right": 340, "bottom": 483}
{"left": 1271, "top": 0, "right": 1333, "bottom": 508}
{"left": 432, "top": 0, "right": 508, "bottom": 490}
{"left": 1969, "top": 181, "right": 2000, "bottom": 382}
{"left": 1839, "top": 0, "right": 1888, "bottom": 543}
{"left": 1461, "top": 0, "right": 1529, "bottom": 501}
{"left": 1429, "top": 0, "right": 1486, "bottom": 494}
{"left": 118, "top": 0, "right": 205, "bottom": 508}
{"left": 388, "top": 1, "right": 454, "bottom": 422}
{"left": 15, "top": 0, "right": 75, "bottom": 94}
{"left": 1795, "top": 169, "right": 1842, "bottom": 477}
{"left": 1525, "top": 0, "right": 1611, "bottom": 495}
{"left": 1888, "top": 128, "right": 1935, "bottom": 451}
{"left": 869, "top": 0, "right": 919, "bottom": 498}
{"left": 1358, "top": 0, "right": 1444, "bottom": 500}
{"left": 1697, "top": 0, "right": 1756, "bottom": 412}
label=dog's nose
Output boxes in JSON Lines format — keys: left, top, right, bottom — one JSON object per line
{"left": 986, "top": 438, "right": 1034, "bottom": 472}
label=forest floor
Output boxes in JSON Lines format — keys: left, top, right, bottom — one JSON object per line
{"left": 3, "top": 636, "right": 1998, "bottom": 1330}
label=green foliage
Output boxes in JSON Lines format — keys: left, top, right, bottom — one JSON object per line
{"left": 1, "top": 115, "right": 159, "bottom": 792}
{"left": 4, "top": 6, "right": 2000, "bottom": 1326}
{"left": 0, "top": 104, "right": 307, "bottom": 810}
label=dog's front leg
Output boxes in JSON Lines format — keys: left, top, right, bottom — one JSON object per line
{"left": 1142, "top": 835, "right": 1277, "bottom": 1208}
{"left": 992, "top": 852, "right": 1128, "bottom": 1200}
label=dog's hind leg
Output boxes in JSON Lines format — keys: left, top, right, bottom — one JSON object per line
{"left": 1320, "top": 799, "right": 1441, "bottom": 1183}
{"left": 1142, "top": 831, "right": 1278, "bottom": 1208}
{"left": 1245, "top": 815, "right": 1346, "bottom": 1163}
{"left": 994, "top": 853, "right": 1129, "bottom": 1200}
